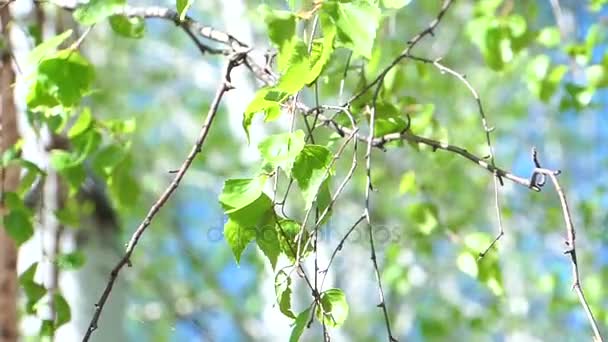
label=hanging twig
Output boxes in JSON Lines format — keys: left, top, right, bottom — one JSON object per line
{"left": 82, "top": 55, "right": 245, "bottom": 341}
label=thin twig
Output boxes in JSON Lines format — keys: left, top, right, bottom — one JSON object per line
{"left": 82, "top": 56, "right": 243, "bottom": 341}
{"left": 530, "top": 151, "right": 603, "bottom": 342}
{"left": 52, "top": 0, "right": 275, "bottom": 85}
{"left": 302, "top": 108, "right": 532, "bottom": 189}
{"left": 293, "top": 127, "right": 359, "bottom": 274}
{"left": 347, "top": 0, "right": 455, "bottom": 105}
{"left": 365, "top": 70, "right": 397, "bottom": 342}
{"left": 320, "top": 215, "right": 366, "bottom": 289}
{"left": 536, "top": 169, "right": 604, "bottom": 341}
{"left": 404, "top": 55, "right": 506, "bottom": 256}
{"left": 312, "top": 108, "right": 359, "bottom": 228}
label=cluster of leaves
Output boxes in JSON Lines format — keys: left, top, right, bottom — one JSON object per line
{"left": 466, "top": 0, "right": 608, "bottom": 109}
{"left": 3, "top": 0, "right": 144, "bottom": 336}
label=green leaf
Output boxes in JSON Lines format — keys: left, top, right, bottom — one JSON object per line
{"left": 382, "top": 0, "right": 412, "bottom": 8}
{"left": 539, "top": 65, "right": 567, "bottom": 102}
{"left": 3, "top": 193, "right": 34, "bottom": 246}
{"left": 27, "top": 50, "right": 95, "bottom": 108}
{"left": 40, "top": 320, "right": 54, "bottom": 338}
{"left": 306, "top": 23, "right": 336, "bottom": 84}
{"left": 26, "top": 30, "right": 73, "bottom": 66}
{"left": 322, "top": 0, "right": 380, "bottom": 59}
{"left": 276, "top": 219, "right": 309, "bottom": 261}
{"left": 3, "top": 211, "right": 34, "bottom": 246}
{"left": 223, "top": 194, "right": 274, "bottom": 263}
{"left": 407, "top": 202, "right": 439, "bottom": 235}
{"left": 54, "top": 293, "right": 71, "bottom": 327}
{"left": 260, "top": 4, "right": 297, "bottom": 72}
{"left": 107, "top": 155, "right": 139, "bottom": 210}
{"left": 261, "top": 5, "right": 296, "bottom": 51}
{"left": 275, "top": 269, "right": 296, "bottom": 318}
{"left": 176, "top": 0, "right": 194, "bottom": 21}
{"left": 68, "top": 108, "right": 93, "bottom": 138}
{"left": 590, "top": 0, "right": 608, "bottom": 11}
{"left": 289, "top": 307, "right": 311, "bottom": 342}
{"left": 315, "top": 180, "right": 332, "bottom": 224}
{"left": 19, "top": 263, "right": 47, "bottom": 314}
{"left": 276, "top": 40, "right": 310, "bottom": 93}
{"left": 243, "top": 88, "right": 288, "bottom": 140}
{"left": 73, "top": 0, "right": 125, "bottom": 25}
{"left": 50, "top": 150, "right": 80, "bottom": 171}
{"left": 17, "top": 160, "right": 45, "bottom": 197}
{"left": 109, "top": 15, "right": 145, "bottom": 38}
{"left": 586, "top": 64, "right": 608, "bottom": 88}
{"left": 224, "top": 218, "right": 256, "bottom": 264}
{"left": 219, "top": 177, "right": 268, "bottom": 213}
{"left": 258, "top": 130, "right": 306, "bottom": 175}
{"left": 106, "top": 117, "right": 136, "bottom": 135}
{"left": 374, "top": 102, "right": 409, "bottom": 136}
{"left": 256, "top": 215, "right": 280, "bottom": 269}
{"left": 399, "top": 171, "right": 416, "bottom": 194}
{"left": 316, "top": 288, "right": 349, "bottom": 327}
{"left": 92, "top": 143, "right": 128, "bottom": 177}
{"left": 537, "top": 27, "right": 560, "bottom": 47}
{"left": 292, "top": 145, "right": 332, "bottom": 209}
{"left": 56, "top": 251, "right": 86, "bottom": 270}
{"left": 457, "top": 252, "right": 478, "bottom": 277}
{"left": 484, "top": 26, "right": 512, "bottom": 70}
{"left": 1, "top": 141, "right": 21, "bottom": 167}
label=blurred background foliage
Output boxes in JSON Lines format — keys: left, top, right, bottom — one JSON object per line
{"left": 9, "top": 0, "right": 608, "bottom": 340}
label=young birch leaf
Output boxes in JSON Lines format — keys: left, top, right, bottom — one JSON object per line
{"left": 54, "top": 293, "right": 72, "bottom": 327}
{"left": 289, "top": 307, "right": 312, "bottom": 342}
{"left": 27, "top": 50, "right": 95, "bottom": 108}
{"left": 109, "top": 15, "right": 145, "bottom": 38}
{"left": 275, "top": 269, "right": 296, "bottom": 318}
{"left": 374, "top": 101, "right": 408, "bottom": 136}
{"left": 26, "top": 30, "right": 73, "bottom": 66}
{"left": 219, "top": 176, "right": 268, "bottom": 213}
{"left": 74, "top": 0, "right": 125, "bottom": 25}
{"left": 176, "top": 0, "right": 194, "bottom": 21}
{"left": 3, "top": 210, "right": 34, "bottom": 246}
{"left": 2, "top": 192, "right": 35, "bottom": 246}
{"left": 276, "top": 41, "right": 310, "bottom": 94}
{"left": 316, "top": 288, "right": 349, "bottom": 327}
{"left": 19, "top": 263, "right": 47, "bottom": 314}
{"left": 223, "top": 194, "right": 274, "bottom": 264}
{"left": 56, "top": 251, "right": 86, "bottom": 270}
{"left": 306, "top": 23, "right": 336, "bottom": 84}
{"left": 256, "top": 214, "right": 280, "bottom": 269}
{"left": 53, "top": 293, "right": 72, "bottom": 328}
{"left": 68, "top": 108, "right": 93, "bottom": 138}
{"left": 224, "top": 214, "right": 257, "bottom": 264}
{"left": 243, "top": 88, "right": 288, "bottom": 141}
{"left": 315, "top": 180, "right": 332, "bottom": 224}
{"left": 292, "top": 145, "right": 332, "bottom": 209}
{"left": 276, "top": 219, "right": 310, "bottom": 261}
{"left": 322, "top": 0, "right": 380, "bottom": 59}
{"left": 260, "top": 5, "right": 296, "bottom": 72}
{"left": 258, "top": 130, "right": 306, "bottom": 175}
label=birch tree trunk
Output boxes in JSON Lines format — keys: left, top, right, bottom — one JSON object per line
{"left": 0, "top": 5, "right": 20, "bottom": 342}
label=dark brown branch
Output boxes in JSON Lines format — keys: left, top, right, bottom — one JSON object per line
{"left": 81, "top": 56, "right": 242, "bottom": 341}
